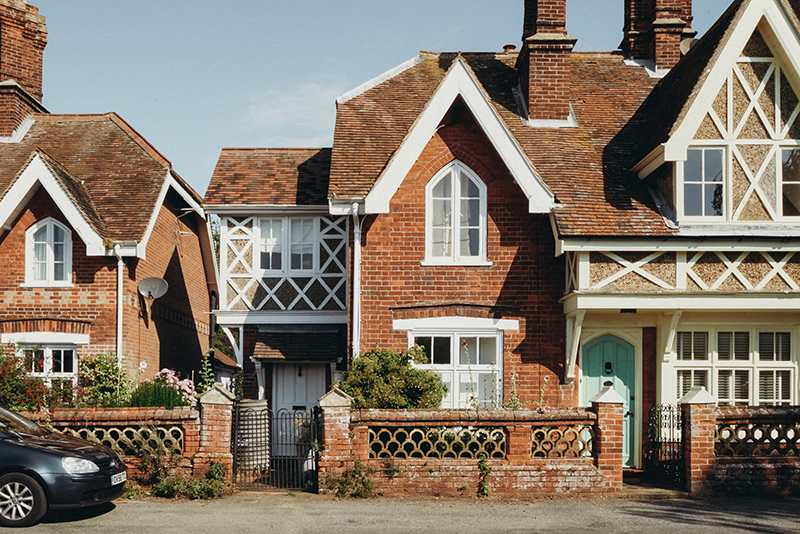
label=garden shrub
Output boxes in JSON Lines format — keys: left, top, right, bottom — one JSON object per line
{"left": 129, "top": 368, "right": 196, "bottom": 409}
{"left": 0, "top": 353, "right": 48, "bottom": 411}
{"left": 79, "top": 353, "right": 135, "bottom": 407}
{"left": 338, "top": 345, "right": 447, "bottom": 409}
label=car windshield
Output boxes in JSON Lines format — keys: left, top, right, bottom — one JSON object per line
{"left": 0, "top": 407, "right": 49, "bottom": 437}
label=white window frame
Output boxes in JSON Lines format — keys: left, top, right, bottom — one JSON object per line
{"left": 17, "top": 345, "right": 78, "bottom": 388}
{"left": 257, "top": 217, "right": 318, "bottom": 274}
{"left": 423, "top": 161, "right": 489, "bottom": 266}
{"left": 681, "top": 146, "right": 726, "bottom": 220}
{"left": 674, "top": 327, "right": 797, "bottom": 406}
{"left": 24, "top": 217, "right": 72, "bottom": 287}
{"left": 407, "top": 330, "right": 502, "bottom": 409}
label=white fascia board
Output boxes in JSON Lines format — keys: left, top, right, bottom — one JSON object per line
{"left": 558, "top": 238, "right": 800, "bottom": 252}
{"left": 0, "top": 155, "right": 106, "bottom": 255}
{"left": 337, "top": 56, "right": 424, "bottom": 104}
{"left": 214, "top": 310, "right": 348, "bottom": 326}
{"left": 623, "top": 58, "right": 670, "bottom": 79}
{"left": 135, "top": 172, "right": 171, "bottom": 262}
{"left": 168, "top": 172, "right": 204, "bottom": 218}
{"left": 328, "top": 200, "right": 363, "bottom": 216}
{"left": 1, "top": 332, "right": 90, "bottom": 345}
{"left": 392, "top": 316, "right": 520, "bottom": 332}
{"left": 207, "top": 205, "right": 330, "bottom": 215}
{"left": 363, "top": 58, "right": 554, "bottom": 215}
{"left": 664, "top": 0, "right": 798, "bottom": 160}
{"left": 633, "top": 145, "right": 666, "bottom": 179}
{"left": 563, "top": 292, "right": 800, "bottom": 314}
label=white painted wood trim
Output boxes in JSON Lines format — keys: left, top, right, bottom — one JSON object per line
{"left": 2, "top": 332, "right": 90, "bottom": 345}
{"left": 393, "top": 316, "right": 520, "bottom": 332}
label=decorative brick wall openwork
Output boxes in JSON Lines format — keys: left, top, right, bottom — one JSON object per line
{"left": 318, "top": 388, "right": 624, "bottom": 497}
{"left": 21, "top": 385, "right": 234, "bottom": 481}
{"left": 682, "top": 390, "right": 800, "bottom": 496}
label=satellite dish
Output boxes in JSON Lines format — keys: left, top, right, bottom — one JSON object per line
{"left": 138, "top": 277, "right": 169, "bottom": 299}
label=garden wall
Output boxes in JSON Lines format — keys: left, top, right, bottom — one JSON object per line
{"left": 317, "top": 387, "right": 625, "bottom": 497}
{"left": 20, "top": 385, "right": 234, "bottom": 480}
{"left": 682, "top": 390, "right": 800, "bottom": 496}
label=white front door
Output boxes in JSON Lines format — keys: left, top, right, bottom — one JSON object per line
{"left": 272, "top": 363, "right": 327, "bottom": 414}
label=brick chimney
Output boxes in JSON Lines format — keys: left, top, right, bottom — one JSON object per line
{"left": 516, "top": 0, "right": 576, "bottom": 122}
{"left": 0, "top": 0, "right": 47, "bottom": 136}
{"left": 621, "top": 0, "right": 696, "bottom": 71}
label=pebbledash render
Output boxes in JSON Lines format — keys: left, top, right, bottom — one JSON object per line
{"left": 206, "top": 0, "right": 800, "bottom": 469}
{"left": 0, "top": 0, "right": 217, "bottom": 383}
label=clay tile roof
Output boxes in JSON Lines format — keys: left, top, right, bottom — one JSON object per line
{"left": 329, "top": 50, "right": 669, "bottom": 236}
{"left": 0, "top": 112, "right": 201, "bottom": 242}
{"left": 205, "top": 148, "right": 331, "bottom": 206}
{"left": 252, "top": 331, "right": 343, "bottom": 362}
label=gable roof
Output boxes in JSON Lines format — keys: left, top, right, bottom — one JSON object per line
{"left": 330, "top": 50, "right": 665, "bottom": 236}
{"left": 0, "top": 113, "right": 205, "bottom": 251}
{"left": 205, "top": 147, "right": 331, "bottom": 208}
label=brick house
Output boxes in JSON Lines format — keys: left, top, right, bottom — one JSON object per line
{"left": 208, "top": 0, "right": 800, "bottom": 469}
{"left": 0, "top": 0, "right": 217, "bottom": 385}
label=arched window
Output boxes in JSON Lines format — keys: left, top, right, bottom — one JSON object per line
{"left": 425, "top": 161, "right": 488, "bottom": 264}
{"left": 25, "top": 218, "right": 72, "bottom": 286}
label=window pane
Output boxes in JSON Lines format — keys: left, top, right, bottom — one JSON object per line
{"left": 432, "top": 199, "right": 451, "bottom": 227}
{"left": 461, "top": 175, "right": 480, "bottom": 199}
{"left": 290, "top": 219, "right": 314, "bottom": 270}
{"left": 718, "top": 370, "right": 731, "bottom": 401}
{"left": 684, "top": 184, "right": 703, "bottom": 216}
{"left": 475, "top": 372, "right": 497, "bottom": 408}
{"left": 706, "top": 183, "right": 723, "bottom": 216}
{"left": 52, "top": 349, "right": 63, "bottom": 373}
{"left": 33, "top": 225, "right": 47, "bottom": 243}
{"left": 29, "top": 349, "right": 44, "bottom": 374}
{"left": 718, "top": 332, "right": 749, "bottom": 361}
{"left": 705, "top": 149, "right": 724, "bottom": 183}
{"left": 414, "top": 337, "right": 432, "bottom": 364}
{"left": 782, "top": 149, "right": 800, "bottom": 216}
{"left": 758, "top": 332, "right": 789, "bottom": 361}
{"left": 693, "top": 332, "right": 708, "bottom": 360}
{"left": 63, "top": 350, "right": 75, "bottom": 374}
{"left": 686, "top": 150, "right": 702, "bottom": 182}
{"left": 461, "top": 198, "right": 479, "bottom": 227}
{"left": 776, "top": 332, "right": 791, "bottom": 361}
{"left": 734, "top": 370, "right": 750, "bottom": 404}
{"left": 432, "top": 229, "right": 451, "bottom": 257}
{"left": 53, "top": 225, "right": 65, "bottom": 243}
{"left": 261, "top": 219, "right": 283, "bottom": 270}
{"left": 677, "top": 332, "right": 692, "bottom": 360}
{"left": 479, "top": 337, "right": 496, "bottom": 365}
{"left": 459, "top": 337, "right": 477, "bottom": 365}
{"left": 433, "top": 337, "right": 451, "bottom": 365}
{"left": 460, "top": 228, "right": 479, "bottom": 257}
{"left": 432, "top": 173, "right": 452, "bottom": 198}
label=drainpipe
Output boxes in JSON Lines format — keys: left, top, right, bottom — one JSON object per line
{"left": 113, "top": 244, "right": 124, "bottom": 370}
{"left": 351, "top": 203, "right": 362, "bottom": 361}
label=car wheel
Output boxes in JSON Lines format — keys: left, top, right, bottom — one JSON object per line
{"left": 0, "top": 473, "right": 47, "bottom": 527}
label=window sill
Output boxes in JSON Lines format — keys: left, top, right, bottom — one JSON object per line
{"left": 420, "top": 260, "right": 492, "bottom": 267}
{"left": 20, "top": 283, "right": 75, "bottom": 289}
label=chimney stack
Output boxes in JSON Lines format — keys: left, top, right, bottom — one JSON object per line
{"left": 0, "top": 0, "right": 47, "bottom": 136}
{"left": 621, "top": 0, "right": 695, "bottom": 71}
{"left": 516, "top": 0, "right": 576, "bottom": 123}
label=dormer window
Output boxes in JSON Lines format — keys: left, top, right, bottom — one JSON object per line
{"left": 684, "top": 148, "right": 724, "bottom": 218}
{"left": 424, "top": 161, "right": 488, "bottom": 265}
{"left": 25, "top": 218, "right": 72, "bottom": 287}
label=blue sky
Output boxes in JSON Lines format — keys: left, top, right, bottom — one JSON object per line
{"left": 33, "top": 0, "right": 732, "bottom": 195}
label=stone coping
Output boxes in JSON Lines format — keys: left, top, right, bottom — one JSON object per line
{"left": 351, "top": 407, "right": 597, "bottom": 424}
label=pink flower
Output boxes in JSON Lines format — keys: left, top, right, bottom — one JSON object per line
{"left": 541, "top": 406, "right": 551, "bottom": 413}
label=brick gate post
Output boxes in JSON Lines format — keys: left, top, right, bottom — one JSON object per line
{"left": 680, "top": 386, "right": 717, "bottom": 497}
{"left": 590, "top": 384, "right": 625, "bottom": 493}
{"left": 318, "top": 387, "right": 353, "bottom": 493}
{"left": 194, "top": 385, "right": 236, "bottom": 481}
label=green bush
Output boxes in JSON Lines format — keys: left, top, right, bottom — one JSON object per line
{"left": 338, "top": 345, "right": 447, "bottom": 409}
{"left": 0, "top": 352, "right": 48, "bottom": 411}
{"left": 79, "top": 353, "right": 135, "bottom": 407}
{"left": 129, "top": 380, "right": 189, "bottom": 410}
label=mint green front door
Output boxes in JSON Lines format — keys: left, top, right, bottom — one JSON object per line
{"left": 581, "top": 334, "right": 636, "bottom": 468}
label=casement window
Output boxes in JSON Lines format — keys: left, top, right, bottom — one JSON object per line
{"left": 20, "top": 346, "right": 78, "bottom": 387}
{"left": 411, "top": 333, "right": 501, "bottom": 408}
{"left": 258, "top": 217, "right": 316, "bottom": 273}
{"left": 675, "top": 328, "right": 796, "bottom": 406}
{"left": 683, "top": 148, "right": 724, "bottom": 218}
{"left": 425, "top": 161, "right": 488, "bottom": 265}
{"left": 782, "top": 148, "right": 800, "bottom": 217}
{"left": 25, "top": 218, "right": 72, "bottom": 286}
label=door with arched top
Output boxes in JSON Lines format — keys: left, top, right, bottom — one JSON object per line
{"left": 581, "top": 334, "right": 636, "bottom": 468}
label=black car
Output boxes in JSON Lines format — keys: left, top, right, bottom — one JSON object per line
{"left": 0, "top": 407, "right": 127, "bottom": 527}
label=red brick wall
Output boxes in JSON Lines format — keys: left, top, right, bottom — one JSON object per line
{"left": 354, "top": 105, "right": 571, "bottom": 407}
{"left": 0, "top": 0, "right": 46, "bottom": 100}
{"left": 0, "top": 186, "right": 210, "bottom": 382}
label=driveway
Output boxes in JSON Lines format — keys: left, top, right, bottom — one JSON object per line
{"left": 25, "top": 492, "right": 800, "bottom": 534}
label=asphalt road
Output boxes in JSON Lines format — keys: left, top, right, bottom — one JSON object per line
{"left": 25, "top": 492, "right": 800, "bottom": 534}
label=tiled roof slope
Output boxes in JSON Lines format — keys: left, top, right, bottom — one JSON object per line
{"left": 205, "top": 148, "right": 331, "bottom": 207}
{"left": 330, "top": 51, "right": 667, "bottom": 236}
{"left": 0, "top": 113, "right": 202, "bottom": 241}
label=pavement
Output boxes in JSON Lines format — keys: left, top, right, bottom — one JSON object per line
{"left": 24, "top": 490, "right": 800, "bottom": 533}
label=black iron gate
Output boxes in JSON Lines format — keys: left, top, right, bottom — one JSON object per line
{"left": 645, "top": 403, "right": 684, "bottom": 488}
{"left": 231, "top": 399, "right": 321, "bottom": 491}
